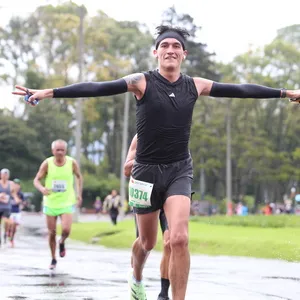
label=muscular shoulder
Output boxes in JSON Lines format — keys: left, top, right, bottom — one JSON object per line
{"left": 41, "top": 158, "right": 49, "bottom": 167}
{"left": 123, "top": 73, "right": 146, "bottom": 100}
{"left": 39, "top": 159, "right": 49, "bottom": 173}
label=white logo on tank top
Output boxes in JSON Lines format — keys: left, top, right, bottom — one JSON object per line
{"left": 169, "top": 93, "right": 175, "bottom": 97}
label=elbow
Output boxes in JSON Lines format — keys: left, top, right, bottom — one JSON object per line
{"left": 33, "top": 178, "right": 38, "bottom": 188}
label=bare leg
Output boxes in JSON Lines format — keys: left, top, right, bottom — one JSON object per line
{"left": 4, "top": 218, "right": 10, "bottom": 236}
{"left": 6, "top": 218, "right": 13, "bottom": 239}
{"left": 46, "top": 215, "right": 57, "bottom": 259}
{"left": 58, "top": 213, "right": 73, "bottom": 257}
{"left": 160, "top": 230, "right": 170, "bottom": 278}
{"left": 4, "top": 218, "right": 11, "bottom": 243}
{"left": 164, "top": 196, "right": 190, "bottom": 300}
{"left": 10, "top": 222, "right": 18, "bottom": 245}
{"left": 132, "top": 210, "right": 159, "bottom": 281}
{"left": 60, "top": 213, "right": 72, "bottom": 243}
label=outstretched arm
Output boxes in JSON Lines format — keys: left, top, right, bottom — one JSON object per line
{"left": 12, "top": 73, "right": 146, "bottom": 105}
{"left": 124, "top": 134, "right": 137, "bottom": 177}
{"left": 193, "top": 77, "right": 300, "bottom": 100}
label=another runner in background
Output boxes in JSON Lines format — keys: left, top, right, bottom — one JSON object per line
{"left": 8, "top": 178, "right": 25, "bottom": 247}
{"left": 33, "top": 139, "right": 83, "bottom": 270}
{"left": 0, "top": 169, "right": 21, "bottom": 246}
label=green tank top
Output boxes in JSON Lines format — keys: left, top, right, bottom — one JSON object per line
{"left": 44, "top": 156, "right": 76, "bottom": 208}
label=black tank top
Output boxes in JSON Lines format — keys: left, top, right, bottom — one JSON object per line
{"left": 135, "top": 70, "right": 198, "bottom": 164}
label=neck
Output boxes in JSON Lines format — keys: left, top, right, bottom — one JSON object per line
{"left": 54, "top": 157, "right": 66, "bottom": 165}
{"left": 158, "top": 67, "right": 181, "bottom": 83}
{"left": 0, "top": 179, "right": 8, "bottom": 185}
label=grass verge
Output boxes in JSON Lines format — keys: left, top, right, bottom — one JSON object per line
{"left": 60, "top": 216, "right": 300, "bottom": 262}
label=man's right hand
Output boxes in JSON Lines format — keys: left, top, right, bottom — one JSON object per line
{"left": 40, "top": 187, "right": 51, "bottom": 196}
{"left": 12, "top": 85, "right": 53, "bottom": 105}
{"left": 124, "top": 159, "right": 134, "bottom": 177}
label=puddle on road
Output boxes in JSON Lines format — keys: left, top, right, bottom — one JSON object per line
{"left": 17, "top": 273, "right": 98, "bottom": 287}
{"left": 20, "top": 282, "right": 94, "bottom": 287}
{"left": 264, "top": 276, "right": 300, "bottom": 282}
{"left": 19, "top": 274, "right": 94, "bottom": 282}
{"left": 24, "top": 227, "right": 47, "bottom": 237}
{"left": 91, "top": 231, "right": 121, "bottom": 243}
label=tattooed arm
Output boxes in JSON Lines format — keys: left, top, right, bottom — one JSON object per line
{"left": 12, "top": 73, "right": 146, "bottom": 104}
{"left": 123, "top": 73, "right": 146, "bottom": 100}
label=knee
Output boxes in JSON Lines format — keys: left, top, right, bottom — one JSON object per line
{"left": 169, "top": 232, "right": 188, "bottom": 249}
{"left": 163, "top": 233, "right": 171, "bottom": 253}
{"left": 48, "top": 229, "right": 56, "bottom": 238}
{"left": 5, "top": 219, "right": 12, "bottom": 227}
{"left": 61, "top": 229, "right": 71, "bottom": 237}
{"left": 163, "top": 240, "right": 171, "bottom": 255}
{"left": 140, "top": 236, "right": 156, "bottom": 252}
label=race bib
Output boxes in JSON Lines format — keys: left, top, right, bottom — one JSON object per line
{"left": 52, "top": 180, "right": 67, "bottom": 192}
{"left": 128, "top": 177, "right": 153, "bottom": 208}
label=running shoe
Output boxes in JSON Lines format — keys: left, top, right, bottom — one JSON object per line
{"left": 49, "top": 258, "right": 57, "bottom": 270}
{"left": 128, "top": 269, "right": 147, "bottom": 300}
{"left": 157, "top": 295, "right": 170, "bottom": 300}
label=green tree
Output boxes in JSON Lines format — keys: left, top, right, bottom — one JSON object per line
{"left": 0, "top": 113, "right": 43, "bottom": 178}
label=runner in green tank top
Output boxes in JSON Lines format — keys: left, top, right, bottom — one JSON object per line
{"left": 33, "top": 139, "right": 83, "bottom": 270}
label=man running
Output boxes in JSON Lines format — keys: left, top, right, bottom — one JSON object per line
{"left": 0, "top": 169, "right": 21, "bottom": 246}
{"left": 124, "top": 134, "right": 171, "bottom": 300}
{"left": 13, "top": 25, "right": 300, "bottom": 300}
{"left": 33, "top": 139, "right": 83, "bottom": 270}
{"left": 103, "top": 189, "right": 122, "bottom": 225}
{"left": 8, "top": 178, "right": 25, "bottom": 247}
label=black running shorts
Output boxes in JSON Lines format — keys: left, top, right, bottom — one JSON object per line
{"left": 132, "top": 156, "right": 193, "bottom": 214}
{"left": 0, "top": 209, "right": 11, "bottom": 219}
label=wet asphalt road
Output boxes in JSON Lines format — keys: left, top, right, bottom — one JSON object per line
{"left": 0, "top": 213, "right": 299, "bottom": 300}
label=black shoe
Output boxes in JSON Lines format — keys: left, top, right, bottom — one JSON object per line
{"left": 49, "top": 258, "right": 57, "bottom": 270}
{"left": 157, "top": 295, "right": 170, "bottom": 300}
{"left": 59, "top": 241, "right": 66, "bottom": 257}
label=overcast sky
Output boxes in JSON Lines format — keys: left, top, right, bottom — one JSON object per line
{"left": 1, "top": 0, "right": 300, "bottom": 109}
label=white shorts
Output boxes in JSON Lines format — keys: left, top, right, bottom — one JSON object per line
{"left": 10, "top": 213, "right": 22, "bottom": 224}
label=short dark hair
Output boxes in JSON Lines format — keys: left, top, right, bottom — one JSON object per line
{"left": 155, "top": 25, "right": 190, "bottom": 40}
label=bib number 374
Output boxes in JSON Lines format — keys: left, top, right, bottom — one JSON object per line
{"left": 128, "top": 177, "right": 153, "bottom": 208}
